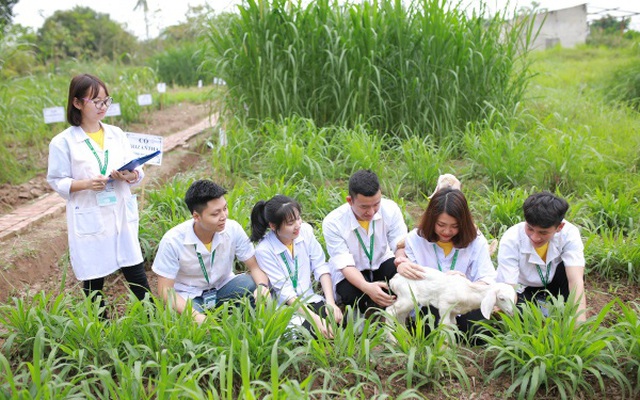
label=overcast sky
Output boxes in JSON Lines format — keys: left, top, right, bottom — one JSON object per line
{"left": 12, "top": 0, "right": 640, "bottom": 39}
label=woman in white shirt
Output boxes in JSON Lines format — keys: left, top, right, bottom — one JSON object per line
{"left": 250, "top": 195, "right": 343, "bottom": 338}
{"left": 47, "top": 74, "right": 149, "bottom": 317}
{"left": 397, "top": 188, "right": 496, "bottom": 334}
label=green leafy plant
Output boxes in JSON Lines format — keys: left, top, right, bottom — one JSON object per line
{"left": 477, "top": 296, "right": 631, "bottom": 399}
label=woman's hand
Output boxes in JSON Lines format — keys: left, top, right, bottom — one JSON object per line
{"left": 445, "top": 270, "right": 467, "bottom": 278}
{"left": 89, "top": 176, "right": 109, "bottom": 191}
{"left": 329, "top": 303, "right": 343, "bottom": 325}
{"left": 109, "top": 169, "right": 139, "bottom": 183}
{"left": 311, "top": 312, "right": 334, "bottom": 339}
{"left": 397, "top": 261, "right": 426, "bottom": 280}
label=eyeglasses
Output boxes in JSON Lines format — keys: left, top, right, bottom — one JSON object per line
{"left": 82, "top": 96, "right": 113, "bottom": 109}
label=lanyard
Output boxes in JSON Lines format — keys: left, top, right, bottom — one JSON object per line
{"left": 194, "top": 244, "right": 216, "bottom": 285}
{"left": 279, "top": 252, "right": 299, "bottom": 290}
{"left": 354, "top": 220, "right": 375, "bottom": 268}
{"left": 84, "top": 139, "right": 109, "bottom": 175}
{"left": 433, "top": 243, "right": 459, "bottom": 272}
{"left": 536, "top": 261, "right": 552, "bottom": 288}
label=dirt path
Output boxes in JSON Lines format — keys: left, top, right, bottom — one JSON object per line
{"left": 0, "top": 102, "right": 214, "bottom": 303}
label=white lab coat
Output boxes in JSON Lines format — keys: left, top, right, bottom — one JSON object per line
{"left": 496, "top": 221, "right": 584, "bottom": 292}
{"left": 255, "top": 223, "right": 330, "bottom": 306}
{"left": 322, "top": 198, "right": 408, "bottom": 290}
{"left": 404, "top": 228, "right": 497, "bottom": 283}
{"left": 47, "top": 123, "right": 145, "bottom": 281}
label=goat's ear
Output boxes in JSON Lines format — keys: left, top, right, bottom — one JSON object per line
{"left": 480, "top": 292, "right": 497, "bottom": 319}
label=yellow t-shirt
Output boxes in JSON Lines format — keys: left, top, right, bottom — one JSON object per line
{"left": 358, "top": 220, "right": 370, "bottom": 232}
{"left": 204, "top": 242, "right": 212, "bottom": 252}
{"left": 437, "top": 240, "right": 454, "bottom": 257}
{"left": 285, "top": 242, "right": 294, "bottom": 255}
{"left": 535, "top": 243, "right": 549, "bottom": 262}
{"left": 86, "top": 128, "right": 105, "bottom": 150}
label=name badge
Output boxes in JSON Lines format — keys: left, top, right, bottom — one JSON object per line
{"left": 535, "top": 294, "right": 549, "bottom": 317}
{"left": 201, "top": 288, "right": 218, "bottom": 310}
{"left": 96, "top": 182, "right": 117, "bottom": 206}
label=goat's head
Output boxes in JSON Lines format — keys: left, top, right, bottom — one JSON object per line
{"left": 480, "top": 283, "right": 517, "bottom": 319}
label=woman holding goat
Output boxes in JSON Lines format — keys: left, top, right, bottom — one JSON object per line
{"left": 395, "top": 187, "right": 497, "bottom": 334}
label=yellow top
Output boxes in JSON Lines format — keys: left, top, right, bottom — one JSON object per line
{"left": 204, "top": 242, "right": 212, "bottom": 252}
{"left": 86, "top": 128, "right": 105, "bottom": 150}
{"left": 535, "top": 242, "right": 549, "bottom": 262}
{"left": 437, "top": 240, "right": 454, "bottom": 257}
{"left": 358, "top": 220, "right": 370, "bottom": 232}
{"left": 285, "top": 243, "right": 294, "bottom": 255}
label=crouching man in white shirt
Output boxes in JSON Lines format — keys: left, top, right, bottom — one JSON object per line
{"left": 496, "top": 191, "right": 587, "bottom": 322}
{"left": 323, "top": 169, "right": 408, "bottom": 313}
{"left": 152, "top": 180, "right": 270, "bottom": 323}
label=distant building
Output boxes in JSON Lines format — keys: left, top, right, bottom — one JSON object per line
{"left": 529, "top": 4, "right": 588, "bottom": 50}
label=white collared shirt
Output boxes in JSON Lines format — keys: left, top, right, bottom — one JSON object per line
{"left": 152, "top": 218, "right": 255, "bottom": 299}
{"left": 255, "top": 222, "right": 330, "bottom": 305}
{"left": 496, "top": 220, "right": 584, "bottom": 292}
{"left": 404, "top": 228, "right": 496, "bottom": 283}
{"left": 322, "top": 198, "right": 407, "bottom": 287}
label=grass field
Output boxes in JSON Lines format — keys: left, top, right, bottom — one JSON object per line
{"left": 1, "top": 0, "right": 640, "bottom": 397}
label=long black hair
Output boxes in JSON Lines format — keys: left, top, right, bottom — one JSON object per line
{"left": 250, "top": 195, "right": 301, "bottom": 242}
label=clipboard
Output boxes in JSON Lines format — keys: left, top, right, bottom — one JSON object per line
{"left": 107, "top": 150, "right": 161, "bottom": 181}
{"left": 117, "top": 150, "right": 161, "bottom": 172}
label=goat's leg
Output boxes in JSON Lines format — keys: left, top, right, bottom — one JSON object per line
{"left": 438, "top": 310, "right": 457, "bottom": 326}
{"left": 386, "top": 299, "right": 413, "bottom": 343}
{"left": 391, "top": 299, "right": 413, "bottom": 325}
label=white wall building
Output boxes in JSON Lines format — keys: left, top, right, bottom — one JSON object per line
{"left": 530, "top": 4, "right": 589, "bottom": 49}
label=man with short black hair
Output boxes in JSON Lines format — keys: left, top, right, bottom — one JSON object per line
{"left": 496, "top": 191, "right": 587, "bottom": 321}
{"left": 323, "top": 170, "right": 408, "bottom": 313}
{"left": 152, "top": 179, "right": 270, "bottom": 323}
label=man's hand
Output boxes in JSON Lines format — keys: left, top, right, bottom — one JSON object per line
{"left": 364, "top": 281, "right": 396, "bottom": 307}
{"left": 253, "top": 284, "right": 271, "bottom": 300}
{"left": 194, "top": 312, "right": 206, "bottom": 324}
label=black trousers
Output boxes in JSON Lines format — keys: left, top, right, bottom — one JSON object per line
{"left": 517, "top": 262, "right": 570, "bottom": 304}
{"left": 336, "top": 258, "right": 397, "bottom": 313}
{"left": 83, "top": 262, "right": 151, "bottom": 310}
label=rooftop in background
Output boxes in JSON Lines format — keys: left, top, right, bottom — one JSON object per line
{"left": 460, "top": 0, "right": 640, "bottom": 31}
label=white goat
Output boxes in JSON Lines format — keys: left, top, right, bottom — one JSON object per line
{"left": 386, "top": 263, "right": 517, "bottom": 329}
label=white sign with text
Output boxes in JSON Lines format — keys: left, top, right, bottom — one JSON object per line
{"left": 137, "top": 94, "right": 153, "bottom": 106}
{"left": 157, "top": 83, "right": 167, "bottom": 93}
{"left": 43, "top": 107, "right": 65, "bottom": 124}
{"left": 105, "top": 103, "right": 122, "bottom": 117}
{"left": 125, "top": 132, "right": 163, "bottom": 166}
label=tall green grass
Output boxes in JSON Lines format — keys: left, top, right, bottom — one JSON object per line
{"left": 206, "top": 0, "right": 536, "bottom": 139}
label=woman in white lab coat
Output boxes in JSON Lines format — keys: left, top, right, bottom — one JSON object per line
{"left": 47, "top": 74, "right": 150, "bottom": 315}
{"left": 250, "top": 195, "right": 343, "bottom": 338}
